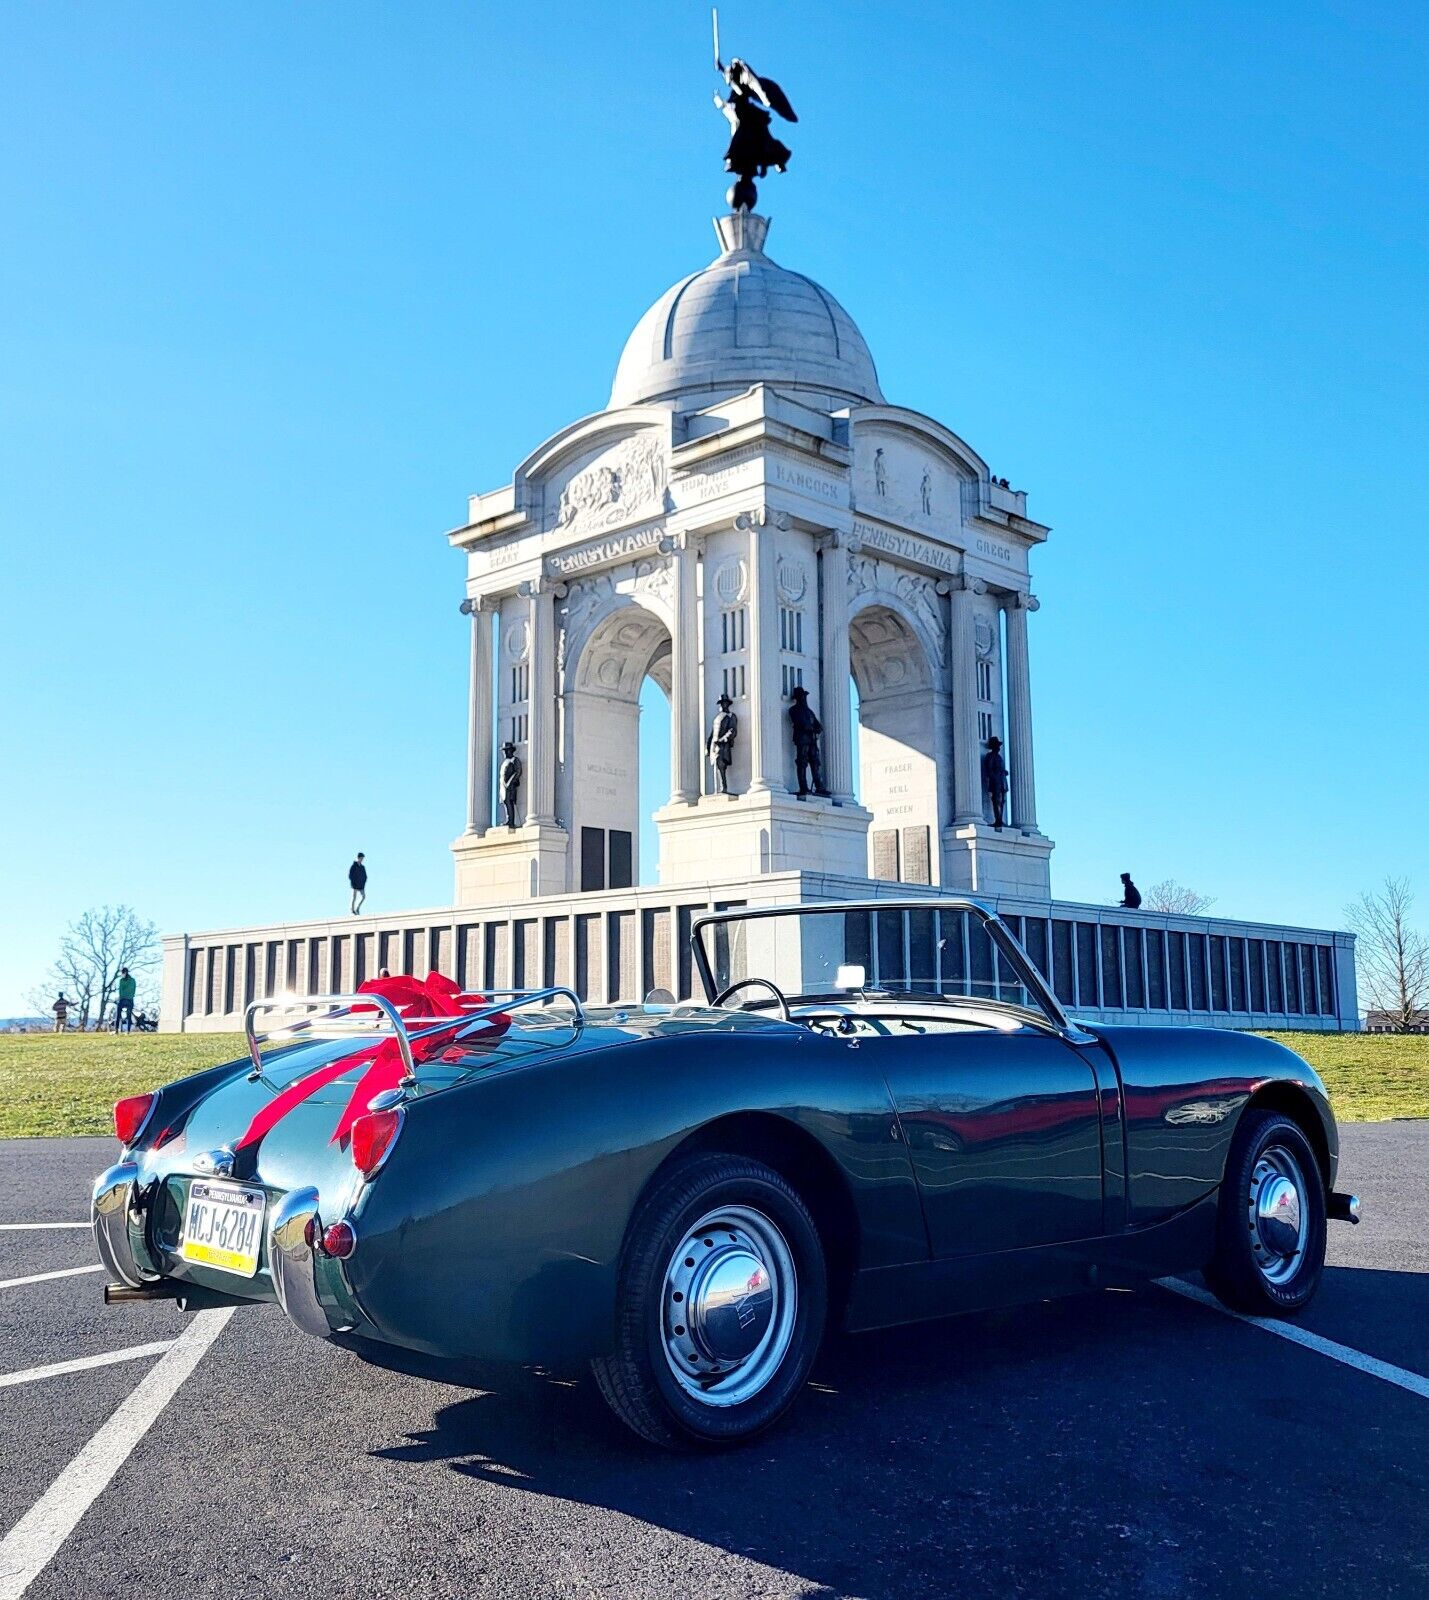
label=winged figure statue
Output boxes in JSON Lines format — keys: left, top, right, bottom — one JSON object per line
{"left": 713, "top": 44, "right": 798, "bottom": 211}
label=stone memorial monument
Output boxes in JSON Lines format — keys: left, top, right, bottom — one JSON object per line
{"left": 440, "top": 22, "right": 1052, "bottom": 899}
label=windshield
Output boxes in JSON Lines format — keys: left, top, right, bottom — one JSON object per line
{"left": 692, "top": 902, "right": 1068, "bottom": 1028}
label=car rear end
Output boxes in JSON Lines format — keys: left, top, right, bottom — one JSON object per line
{"left": 93, "top": 1031, "right": 412, "bottom": 1335}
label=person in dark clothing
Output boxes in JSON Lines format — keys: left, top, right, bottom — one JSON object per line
{"left": 1120, "top": 872, "right": 1142, "bottom": 910}
{"left": 349, "top": 853, "right": 367, "bottom": 915}
{"left": 113, "top": 967, "right": 137, "bottom": 1032}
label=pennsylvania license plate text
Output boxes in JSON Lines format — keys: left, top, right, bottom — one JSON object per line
{"left": 181, "top": 1181, "right": 265, "bottom": 1278}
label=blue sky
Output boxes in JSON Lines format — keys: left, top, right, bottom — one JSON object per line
{"left": 2, "top": 1, "right": 1425, "bottom": 1015}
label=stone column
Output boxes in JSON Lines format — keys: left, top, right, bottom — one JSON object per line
{"left": 669, "top": 538, "right": 701, "bottom": 802}
{"left": 462, "top": 597, "right": 494, "bottom": 835}
{"left": 522, "top": 578, "right": 557, "bottom": 825}
{"left": 950, "top": 574, "right": 985, "bottom": 824}
{"left": 742, "top": 512, "right": 784, "bottom": 792}
{"left": 1003, "top": 591, "right": 1039, "bottom": 831}
{"left": 818, "top": 532, "right": 855, "bottom": 802}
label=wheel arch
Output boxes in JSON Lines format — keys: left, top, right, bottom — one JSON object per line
{"left": 646, "top": 1111, "right": 861, "bottom": 1324}
{"left": 1243, "top": 1082, "right": 1332, "bottom": 1187}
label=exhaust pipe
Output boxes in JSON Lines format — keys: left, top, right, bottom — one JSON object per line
{"left": 104, "top": 1280, "right": 181, "bottom": 1304}
{"left": 1328, "top": 1191, "right": 1362, "bottom": 1224}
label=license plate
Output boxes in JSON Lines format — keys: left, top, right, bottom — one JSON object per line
{"left": 181, "top": 1181, "right": 266, "bottom": 1278}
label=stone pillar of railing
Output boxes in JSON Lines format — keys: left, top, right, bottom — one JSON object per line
{"left": 1003, "top": 591, "right": 1039, "bottom": 830}
{"left": 950, "top": 573, "right": 986, "bottom": 823}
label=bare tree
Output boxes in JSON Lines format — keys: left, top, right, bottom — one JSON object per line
{"left": 1144, "top": 880, "right": 1217, "bottom": 916}
{"left": 28, "top": 906, "right": 159, "bottom": 1031}
{"left": 1345, "top": 877, "right": 1427, "bottom": 1031}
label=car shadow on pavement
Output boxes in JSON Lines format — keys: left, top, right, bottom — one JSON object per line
{"left": 363, "top": 1274, "right": 1429, "bottom": 1599}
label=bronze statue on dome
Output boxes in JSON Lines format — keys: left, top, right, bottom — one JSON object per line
{"left": 712, "top": 9, "right": 797, "bottom": 212}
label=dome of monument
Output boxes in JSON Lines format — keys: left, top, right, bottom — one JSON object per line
{"left": 609, "top": 213, "right": 884, "bottom": 411}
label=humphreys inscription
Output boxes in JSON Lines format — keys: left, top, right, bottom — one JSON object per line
{"left": 676, "top": 446, "right": 761, "bottom": 505}
{"left": 852, "top": 520, "right": 958, "bottom": 574}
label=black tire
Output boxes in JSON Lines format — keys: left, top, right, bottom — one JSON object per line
{"left": 592, "top": 1153, "right": 827, "bottom": 1450}
{"left": 1205, "top": 1109, "right": 1326, "bottom": 1315}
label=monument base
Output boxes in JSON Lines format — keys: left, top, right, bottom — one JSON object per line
{"left": 452, "top": 823, "right": 571, "bottom": 904}
{"left": 654, "top": 792, "right": 875, "bottom": 885}
{"left": 942, "top": 823, "right": 1054, "bottom": 899}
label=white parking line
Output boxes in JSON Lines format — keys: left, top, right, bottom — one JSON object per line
{"left": 0, "top": 1308, "right": 232, "bottom": 1600}
{"left": 1161, "top": 1278, "right": 1429, "bottom": 1401}
{"left": 0, "top": 1266, "right": 103, "bottom": 1292}
{"left": 0, "top": 1341, "right": 175, "bottom": 1392}
{"left": 0, "top": 1224, "right": 89, "bottom": 1232}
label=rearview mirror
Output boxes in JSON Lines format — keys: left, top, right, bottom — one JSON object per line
{"left": 834, "top": 964, "right": 865, "bottom": 992}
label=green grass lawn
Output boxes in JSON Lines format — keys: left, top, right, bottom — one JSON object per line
{"left": 1259, "top": 1031, "right": 1429, "bottom": 1124}
{"left": 0, "top": 1033, "right": 247, "bottom": 1138}
{"left": 0, "top": 1027, "right": 1425, "bottom": 1139}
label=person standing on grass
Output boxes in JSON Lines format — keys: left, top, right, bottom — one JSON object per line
{"left": 349, "top": 852, "right": 368, "bottom": 915}
{"left": 113, "top": 967, "right": 137, "bottom": 1031}
{"left": 52, "top": 992, "right": 73, "bottom": 1032}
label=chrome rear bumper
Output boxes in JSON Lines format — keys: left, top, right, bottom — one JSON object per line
{"left": 92, "top": 1161, "right": 159, "bottom": 1287}
{"left": 268, "top": 1186, "right": 357, "bottom": 1339}
{"left": 95, "top": 1163, "right": 356, "bottom": 1337}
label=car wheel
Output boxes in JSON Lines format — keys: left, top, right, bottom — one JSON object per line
{"left": 591, "top": 1152, "right": 827, "bottom": 1449}
{"left": 1205, "top": 1109, "right": 1326, "bottom": 1315}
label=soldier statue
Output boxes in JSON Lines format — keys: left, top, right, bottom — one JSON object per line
{"left": 712, "top": 12, "right": 797, "bottom": 212}
{"left": 788, "top": 686, "right": 829, "bottom": 797}
{"left": 982, "top": 734, "right": 1008, "bottom": 831}
{"left": 498, "top": 741, "right": 523, "bottom": 829}
{"left": 707, "top": 693, "right": 738, "bottom": 795}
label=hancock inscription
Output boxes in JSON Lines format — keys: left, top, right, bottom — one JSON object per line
{"left": 771, "top": 459, "right": 843, "bottom": 503}
{"left": 553, "top": 435, "right": 669, "bottom": 534}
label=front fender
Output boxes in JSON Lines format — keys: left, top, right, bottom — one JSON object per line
{"left": 344, "top": 1027, "right": 923, "bottom": 1365}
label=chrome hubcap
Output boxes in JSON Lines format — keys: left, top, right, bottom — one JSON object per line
{"left": 1247, "top": 1145, "right": 1308, "bottom": 1285}
{"left": 660, "top": 1205, "right": 797, "bottom": 1408}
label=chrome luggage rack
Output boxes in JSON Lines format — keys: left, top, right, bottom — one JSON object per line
{"left": 242, "top": 987, "right": 585, "bottom": 1079}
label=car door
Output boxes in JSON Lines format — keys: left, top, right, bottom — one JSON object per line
{"left": 858, "top": 1025, "right": 1105, "bottom": 1258}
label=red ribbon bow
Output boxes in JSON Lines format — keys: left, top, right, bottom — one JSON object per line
{"left": 236, "top": 974, "right": 509, "bottom": 1153}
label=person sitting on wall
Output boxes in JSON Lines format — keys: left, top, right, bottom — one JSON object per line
{"left": 1120, "top": 872, "right": 1142, "bottom": 909}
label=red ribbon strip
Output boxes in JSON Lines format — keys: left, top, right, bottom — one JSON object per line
{"left": 236, "top": 974, "right": 509, "bottom": 1153}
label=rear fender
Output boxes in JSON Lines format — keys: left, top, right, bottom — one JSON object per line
{"left": 1092, "top": 1026, "right": 1336, "bottom": 1226}
{"left": 344, "top": 1028, "right": 925, "bottom": 1366}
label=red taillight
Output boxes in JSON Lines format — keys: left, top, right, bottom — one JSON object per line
{"left": 349, "top": 1108, "right": 402, "bottom": 1178}
{"left": 320, "top": 1219, "right": 357, "bottom": 1259}
{"left": 113, "top": 1093, "right": 156, "bottom": 1147}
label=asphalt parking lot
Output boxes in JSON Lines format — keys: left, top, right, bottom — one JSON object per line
{"left": 1, "top": 1127, "right": 1426, "bottom": 1600}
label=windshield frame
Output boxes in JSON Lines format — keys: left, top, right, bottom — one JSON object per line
{"left": 689, "top": 898, "right": 1092, "bottom": 1043}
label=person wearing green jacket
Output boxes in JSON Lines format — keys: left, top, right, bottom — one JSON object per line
{"left": 113, "top": 967, "right": 137, "bottom": 1032}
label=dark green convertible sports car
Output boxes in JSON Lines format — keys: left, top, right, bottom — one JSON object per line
{"left": 94, "top": 898, "right": 1361, "bottom": 1449}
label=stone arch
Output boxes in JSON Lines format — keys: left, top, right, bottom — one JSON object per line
{"left": 559, "top": 600, "right": 672, "bottom": 892}
{"left": 847, "top": 600, "right": 947, "bottom": 886}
